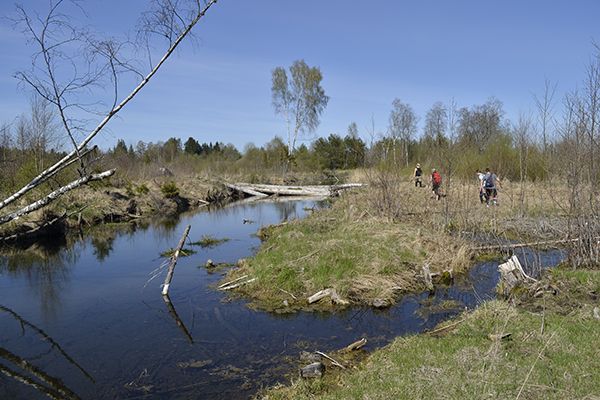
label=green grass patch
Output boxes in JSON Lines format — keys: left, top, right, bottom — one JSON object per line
{"left": 190, "top": 234, "right": 230, "bottom": 248}
{"left": 160, "top": 247, "right": 197, "bottom": 258}
{"left": 266, "top": 299, "right": 600, "bottom": 399}
{"left": 224, "top": 190, "right": 472, "bottom": 311}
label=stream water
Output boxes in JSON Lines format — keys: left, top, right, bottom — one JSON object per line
{"left": 0, "top": 199, "right": 564, "bottom": 399}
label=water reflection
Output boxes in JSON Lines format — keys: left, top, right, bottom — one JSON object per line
{"left": 0, "top": 241, "right": 78, "bottom": 318}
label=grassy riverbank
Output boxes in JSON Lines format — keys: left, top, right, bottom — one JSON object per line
{"left": 0, "top": 174, "right": 217, "bottom": 242}
{"left": 264, "top": 267, "right": 600, "bottom": 400}
{"left": 228, "top": 186, "right": 473, "bottom": 311}
{"left": 225, "top": 176, "right": 574, "bottom": 311}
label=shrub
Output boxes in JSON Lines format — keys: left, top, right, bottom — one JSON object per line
{"left": 160, "top": 181, "right": 179, "bottom": 198}
{"left": 135, "top": 183, "right": 150, "bottom": 195}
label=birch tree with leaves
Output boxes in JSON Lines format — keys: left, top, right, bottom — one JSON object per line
{"left": 271, "top": 60, "right": 329, "bottom": 161}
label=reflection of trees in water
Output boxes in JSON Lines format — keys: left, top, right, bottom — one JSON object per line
{"left": 90, "top": 232, "right": 115, "bottom": 262}
{"left": 152, "top": 217, "right": 182, "bottom": 243}
{"left": 273, "top": 201, "right": 298, "bottom": 221}
{"left": 0, "top": 239, "right": 78, "bottom": 318}
{"left": 0, "top": 310, "right": 86, "bottom": 399}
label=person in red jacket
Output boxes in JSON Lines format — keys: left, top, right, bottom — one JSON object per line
{"left": 431, "top": 168, "right": 442, "bottom": 200}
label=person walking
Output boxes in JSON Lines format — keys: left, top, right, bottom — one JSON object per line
{"left": 476, "top": 169, "right": 487, "bottom": 204}
{"left": 413, "top": 163, "right": 424, "bottom": 187}
{"left": 483, "top": 168, "right": 501, "bottom": 206}
{"left": 431, "top": 168, "right": 442, "bottom": 200}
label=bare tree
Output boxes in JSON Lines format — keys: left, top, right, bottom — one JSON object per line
{"left": 0, "top": 0, "right": 218, "bottom": 229}
{"left": 513, "top": 113, "right": 533, "bottom": 215}
{"left": 533, "top": 79, "right": 557, "bottom": 154}
{"left": 458, "top": 97, "right": 504, "bottom": 153}
{"left": 28, "top": 96, "right": 60, "bottom": 173}
{"left": 388, "top": 98, "right": 418, "bottom": 167}
{"left": 423, "top": 101, "right": 448, "bottom": 161}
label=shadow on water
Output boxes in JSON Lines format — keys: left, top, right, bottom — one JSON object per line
{"left": 0, "top": 198, "right": 565, "bottom": 399}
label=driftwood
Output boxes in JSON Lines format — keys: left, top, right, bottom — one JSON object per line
{"left": 315, "top": 351, "right": 346, "bottom": 369}
{"left": 161, "top": 225, "right": 191, "bottom": 296}
{"left": 498, "top": 255, "right": 537, "bottom": 296}
{"left": 344, "top": 338, "right": 367, "bottom": 352}
{"left": 224, "top": 183, "right": 269, "bottom": 198}
{"left": 219, "top": 277, "right": 256, "bottom": 291}
{"left": 224, "top": 182, "right": 364, "bottom": 198}
{"left": 307, "top": 288, "right": 349, "bottom": 305}
{"left": 218, "top": 275, "right": 248, "bottom": 289}
{"left": 422, "top": 263, "right": 434, "bottom": 291}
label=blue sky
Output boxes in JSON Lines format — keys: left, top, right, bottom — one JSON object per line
{"left": 1, "top": 0, "right": 599, "bottom": 150}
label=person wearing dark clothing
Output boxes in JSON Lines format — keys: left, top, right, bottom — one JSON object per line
{"left": 483, "top": 168, "right": 500, "bottom": 206}
{"left": 413, "top": 163, "right": 424, "bottom": 187}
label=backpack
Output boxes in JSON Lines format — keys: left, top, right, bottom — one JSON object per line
{"left": 432, "top": 171, "right": 442, "bottom": 185}
{"left": 484, "top": 173, "right": 495, "bottom": 188}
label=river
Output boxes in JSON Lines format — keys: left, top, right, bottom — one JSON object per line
{"left": 0, "top": 199, "right": 564, "bottom": 399}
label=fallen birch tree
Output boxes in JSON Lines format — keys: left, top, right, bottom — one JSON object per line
{"left": 0, "top": 0, "right": 219, "bottom": 231}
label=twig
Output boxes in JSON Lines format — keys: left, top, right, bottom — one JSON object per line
{"left": 426, "top": 318, "right": 467, "bottom": 335}
{"left": 315, "top": 351, "right": 346, "bottom": 369}
{"left": 278, "top": 288, "right": 298, "bottom": 300}
{"left": 515, "top": 332, "right": 556, "bottom": 400}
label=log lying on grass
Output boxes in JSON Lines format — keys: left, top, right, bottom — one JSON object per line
{"left": 497, "top": 255, "right": 537, "bottom": 296}
{"left": 219, "top": 276, "right": 256, "bottom": 291}
{"left": 344, "top": 338, "right": 367, "bottom": 352}
{"left": 307, "top": 288, "right": 349, "bottom": 305}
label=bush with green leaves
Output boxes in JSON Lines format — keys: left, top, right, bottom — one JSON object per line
{"left": 160, "top": 181, "right": 179, "bottom": 198}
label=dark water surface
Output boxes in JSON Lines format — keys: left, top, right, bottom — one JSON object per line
{"left": 0, "top": 199, "right": 564, "bottom": 399}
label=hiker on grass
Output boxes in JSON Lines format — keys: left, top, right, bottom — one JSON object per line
{"left": 431, "top": 168, "right": 442, "bottom": 200}
{"left": 476, "top": 169, "right": 487, "bottom": 204}
{"left": 483, "top": 168, "right": 501, "bottom": 206}
{"left": 413, "top": 163, "right": 424, "bottom": 187}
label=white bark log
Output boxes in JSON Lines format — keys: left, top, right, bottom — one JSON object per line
{"left": 162, "top": 225, "right": 191, "bottom": 296}
{"left": 307, "top": 288, "right": 349, "bottom": 305}
{"left": 0, "top": 1, "right": 219, "bottom": 213}
{"left": 344, "top": 338, "right": 367, "bottom": 351}
{"left": 227, "top": 182, "right": 365, "bottom": 197}
{"left": 498, "top": 255, "right": 537, "bottom": 296}
{"left": 219, "top": 277, "right": 256, "bottom": 291}
{"left": 0, "top": 170, "right": 115, "bottom": 225}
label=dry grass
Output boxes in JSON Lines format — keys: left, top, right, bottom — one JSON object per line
{"left": 225, "top": 185, "right": 472, "bottom": 311}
